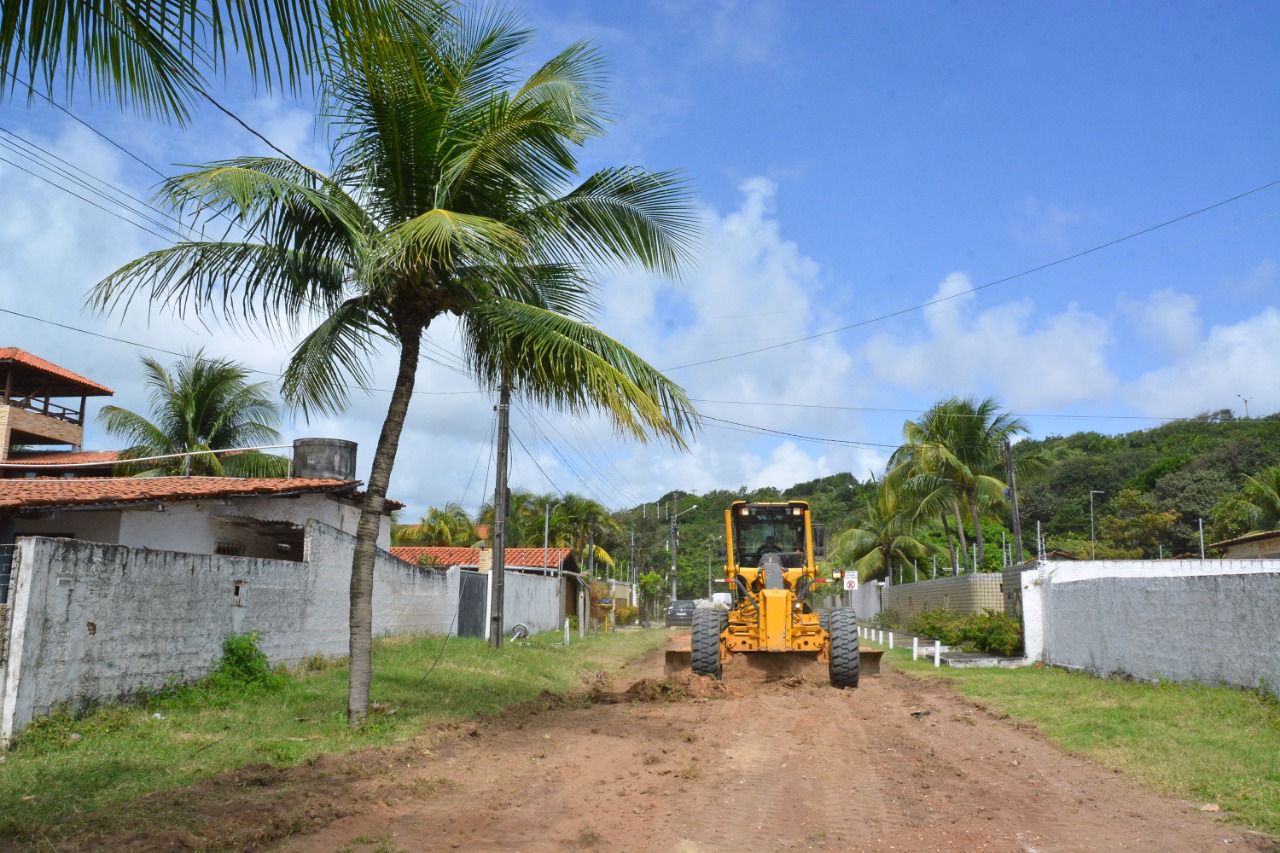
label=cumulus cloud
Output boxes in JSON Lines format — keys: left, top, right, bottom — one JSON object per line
{"left": 1120, "top": 289, "right": 1201, "bottom": 358}
{"left": 861, "top": 273, "right": 1115, "bottom": 408}
{"left": 1128, "top": 306, "right": 1280, "bottom": 418}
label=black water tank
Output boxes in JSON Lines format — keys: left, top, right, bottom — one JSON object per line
{"left": 292, "top": 438, "right": 358, "bottom": 480}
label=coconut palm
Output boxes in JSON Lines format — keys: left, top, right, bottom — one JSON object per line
{"left": 394, "top": 501, "right": 477, "bottom": 546}
{"left": 890, "top": 397, "right": 1028, "bottom": 571}
{"left": 99, "top": 352, "right": 288, "bottom": 477}
{"left": 1224, "top": 466, "right": 1280, "bottom": 533}
{"left": 90, "top": 9, "right": 699, "bottom": 724}
{"left": 1, "top": 0, "right": 440, "bottom": 124}
{"left": 829, "top": 479, "right": 934, "bottom": 583}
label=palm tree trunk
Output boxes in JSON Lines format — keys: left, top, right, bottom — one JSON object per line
{"left": 952, "top": 504, "right": 969, "bottom": 572}
{"left": 941, "top": 513, "right": 957, "bottom": 573}
{"left": 348, "top": 328, "right": 422, "bottom": 726}
{"left": 970, "top": 491, "right": 985, "bottom": 570}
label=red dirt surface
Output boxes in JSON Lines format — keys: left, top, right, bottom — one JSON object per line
{"left": 32, "top": 642, "right": 1275, "bottom": 852}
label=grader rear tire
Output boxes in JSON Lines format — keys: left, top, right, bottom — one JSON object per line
{"left": 827, "top": 607, "right": 859, "bottom": 689}
{"left": 691, "top": 609, "right": 723, "bottom": 679}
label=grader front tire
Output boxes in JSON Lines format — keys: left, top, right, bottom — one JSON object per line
{"left": 827, "top": 607, "right": 860, "bottom": 689}
{"left": 691, "top": 609, "right": 723, "bottom": 679}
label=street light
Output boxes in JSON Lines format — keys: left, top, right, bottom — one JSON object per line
{"left": 544, "top": 499, "right": 563, "bottom": 623}
{"left": 670, "top": 503, "right": 698, "bottom": 601}
{"left": 1237, "top": 394, "right": 1251, "bottom": 419}
{"left": 1089, "top": 490, "right": 1105, "bottom": 560}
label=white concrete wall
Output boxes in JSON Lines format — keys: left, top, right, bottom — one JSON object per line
{"left": 503, "top": 572, "right": 561, "bottom": 635}
{"left": 1021, "top": 559, "right": 1280, "bottom": 694}
{"left": 849, "top": 580, "right": 882, "bottom": 621}
{"left": 1, "top": 521, "right": 450, "bottom": 741}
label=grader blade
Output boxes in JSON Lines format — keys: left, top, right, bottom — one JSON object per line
{"left": 663, "top": 635, "right": 692, "bottom": 675}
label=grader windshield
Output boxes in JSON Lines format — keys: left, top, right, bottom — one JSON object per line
{"left": 732, "top": 503, "right": 808, "bottom": 569}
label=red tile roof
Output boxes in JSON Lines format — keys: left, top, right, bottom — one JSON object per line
{"left": 391, "top": 546, "right": 574, "bottom": 569}
{"left": 0, "top": 348, "right": 113, "bottom": 395}
{"left": 4, "top": 450, "right": 121, "bottom": 466}
{"left": 0, "top": 477, "right": 357, "bottom": 510}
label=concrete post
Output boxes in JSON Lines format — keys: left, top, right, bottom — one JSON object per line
{"left": 912, "top": 636, "right": 918, "bottom": 661}
{"left": 888, "top": 631, "right": 894, "bottom": 650}
{"left": 933, "top": 640, "right": 941, "bottom": 668}
{"left": 563, "top": 617, "right": 570, "bottom": 646}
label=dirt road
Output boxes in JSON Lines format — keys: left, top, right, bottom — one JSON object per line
{"left": 266, "top": 644, "right": 1269, "bottom": 853}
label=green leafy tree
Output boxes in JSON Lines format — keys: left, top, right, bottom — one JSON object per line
{"left": 99, "top": 352, "right": 287, "bottom": 477}
{"left": 1098, "top": 488, "right": 1177, "bottom": 556}
{"left": 393, "top": 501, "right": 477, "bottom": 546}
{"left": 1216, "top": 465, "right": 1280, "bottom": 535}
{"left": 92, "top": 11, "right": 699, "bottom": 725}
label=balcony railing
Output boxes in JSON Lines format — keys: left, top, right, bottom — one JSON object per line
{"left": 1, "top": 394, "right": 83, "bottom": 425}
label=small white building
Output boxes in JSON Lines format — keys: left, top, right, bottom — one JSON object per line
{"left": 1, "top": 476, "right": 393, "bottom": 561}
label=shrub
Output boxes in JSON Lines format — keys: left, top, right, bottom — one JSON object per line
{"left": 958, "top": 610, "right": 1023, "bottom": 657}
{"left": 872, "top": 609, "right": 903, "bottom": 631}
{"left": 208, "top": 632, "right": 284, "bottom": 690}
{"left": 908, "top": 608, "right": 965, "bottom": 645}
{"left": 614, "top": 605, "right": 638, "bottom": 625}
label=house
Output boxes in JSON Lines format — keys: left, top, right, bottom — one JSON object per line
{"left": 0, "top": 348, "right": 115, "bottom": 477}
{"left": 1209, "top": 530, "right": 1280, "bottom": 559}
{"left": 391, "top": 545, "right": 581, "bottom": 619}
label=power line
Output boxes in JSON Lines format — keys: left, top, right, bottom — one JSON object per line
{"left": 510, "top": 428, "right": 565, "bottom": 496}
{"left": 701, "top": 414, "right": 899, "bottom": 448}
{"left": 688, "top": 397, "right": 1182, "bottom": 422}
{"left": 664, "top": 176, "right": 1280, "bottom": 371}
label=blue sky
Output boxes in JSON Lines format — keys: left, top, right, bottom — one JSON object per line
{"left": 2, "top": 0, "right": 1279, "bottom": 517}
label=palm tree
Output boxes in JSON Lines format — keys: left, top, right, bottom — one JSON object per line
{"left": 891, "top": 397, "right": 1028, "bottom": 571}
{"left": 829, "top": 479, "right": 934, "bottom": 583}
{"left": 1, "top": 1, "right": 439, "bottom": 124}
{"left": 393, "top": 501, "right": 477, "bottom": 546}
{"left": 1226, "top": 466, "right": 1280, "bottom": 533}
{"left": 99, "top": 352, "right": 288, "bottom": 477}
{"left": 91, "top": 10, "right": 699, "bottom": 725}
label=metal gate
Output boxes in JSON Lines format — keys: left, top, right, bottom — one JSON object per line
{"left": 457, "top": 570, "right": 488, "bottom": 638}
{"left": 0, "top": 544, "right": 13, "bottom": 605}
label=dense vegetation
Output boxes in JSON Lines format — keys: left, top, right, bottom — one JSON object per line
{"left": 610, "top": 408, "right": 1280, "bottom": 597}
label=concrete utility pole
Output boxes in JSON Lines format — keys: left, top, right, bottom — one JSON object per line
{"left": 1003, "top": 439, "right": 1025, "bottom": 565}
{"left": 1238, "top": 394, "right": 1251, "bottom": 418}
{"left": 1089, "top": 489, "right": 1105, "bottom": 560}
{"left": 669, "top": 495, "right": 678, "bottom": 601}
{"left": 490, "top": 381, "right": 511, "bottom": 648}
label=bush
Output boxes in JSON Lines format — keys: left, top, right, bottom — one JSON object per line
{"left": 958, "top": 610, "right": 1023, "bottom": 657}
{"left": 908, "top": 608, "right": 965, "bottom": 645}
{"left": 208, "top": 632, "right": 284, "bottom": 690}
{"left": 614, "top": 605, "right": 638, "bottom": 625}
{"left": 872, "top": 609, "right": 902, "bottom": 631}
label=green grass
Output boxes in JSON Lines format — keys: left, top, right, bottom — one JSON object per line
{"left": 866, "top": 640, "right": 1280, "bottom": 836}
{"left": 0, "top": 628, "right": 667, "bottom": 838}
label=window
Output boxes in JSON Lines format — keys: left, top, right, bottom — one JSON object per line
{"left": 214, "top": 541, "right": 246, "bottom": 557}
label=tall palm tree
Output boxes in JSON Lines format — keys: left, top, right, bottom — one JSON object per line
{"left": 1, "top": 0, "right": 440, "bottom": 124}
{"left": 393, "top": 501, "right": 477, "bottom": 546}
{"left": 891, "top": 397, "right": 1028, "bottom": 570}
{"left": 99, "top": 352, "right": 288, "bottom": 477}
{"left": 829, "top": 479, "right": 934, "bottom": 583}
{"left": 91, "top": 9, "right": 699, "bottom": 724}
{"left": 1225, "top": 466, "right": 1280, "bottom": 533}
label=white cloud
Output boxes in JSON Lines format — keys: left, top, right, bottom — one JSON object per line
{"left": 1010, "top": 197, "right": 1087, "bottom": 252}
{"left": 1120, "top": 289, "right": 1201, "bottom": 358}
{"left": 1129, "top": 306, "right": 1280, "bottom": 417}
{"left": 861, "top": 273, "right": 1115, "bottom": 409}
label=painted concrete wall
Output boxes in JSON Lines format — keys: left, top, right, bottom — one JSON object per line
{"left": 11, "top": 492, "right": 391, "bottom": 557}
{"left": 1022, "top": 559, "right": 1280, "bottom": 694}
{"left": 503, "top": 572, "right": 561, "bottom": 635}
{"left": 1, "top": 521, "right": 447, "bottom": 741}
{"left": 882, "top": 573, "right": 1003, "bottom": 622}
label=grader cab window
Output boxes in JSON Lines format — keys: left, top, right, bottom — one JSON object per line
{"left": 733, "top": 504, "right": 807, "bottom": 568}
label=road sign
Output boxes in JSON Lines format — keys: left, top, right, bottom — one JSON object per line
{"left": 842, "top": 575, "right": 858, "bottom": 592}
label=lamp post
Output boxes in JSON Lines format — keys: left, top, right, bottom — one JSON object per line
{"left": 670, "top": 500, "right": 698, "bottom": 601}
{"left": 543, "top": 499, "right": 562, "bottom": 621}
{"left": 1237, "top": 394, "right": 1251, "bottom": 419}
{"left": 1089, "top": 490, "right": 1105, "bottom": 560}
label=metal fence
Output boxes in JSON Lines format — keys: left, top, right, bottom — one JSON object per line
{"left": 0, "top": 543, "right": 13, "bottom": 667}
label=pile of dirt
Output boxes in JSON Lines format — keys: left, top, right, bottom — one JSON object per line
{"left": 589, "top": 673, "right": 732, "bottom": 704}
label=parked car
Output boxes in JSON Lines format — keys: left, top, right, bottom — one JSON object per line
{"left": 665, "top": 599, "right": 696, "bottom": 627}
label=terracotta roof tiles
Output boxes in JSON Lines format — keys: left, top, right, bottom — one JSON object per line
{"left": 0, "top": 477, "right": 357, "bottom": 511}
{"left": 0, "top": 348, "right": 113, "bottom": 395}
{"left": 390, "top": 546, "right": 574, "bottom": 569}
{"left": 4, "top": 450, "right": 121, "bottom": 466}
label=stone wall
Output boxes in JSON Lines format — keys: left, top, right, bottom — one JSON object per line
{"left": 882, "top": 573, "right": 1003, "bottom": 623}
{"left": 0, "top": 521, "right": 452, "bottom": 741}
{"left": 1020, "top": 559, "right": 1280, "bottom": 694}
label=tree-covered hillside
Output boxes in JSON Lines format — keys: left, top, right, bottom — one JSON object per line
{"left": 616, "top": 410, "right": 1280, "bottom": 597}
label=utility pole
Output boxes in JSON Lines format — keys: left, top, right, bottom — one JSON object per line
{"left": 1238, "top": 394, "right": 1251, "bottom": 418}
{"left": 1089, "top": 489, "right": 1105, "bottom": 560}
{"left": 669, "top": 494, "right": 678, "bottom": 601}
{"left": 489, "top": 381, "right": 511, "bottom": 648}
{"left": 1003, "top": 440, "right": 1025, "bottom": 564}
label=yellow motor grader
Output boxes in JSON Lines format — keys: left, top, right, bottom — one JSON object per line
{"left": 688, "top": 500, "right": 860, "bottom": 688}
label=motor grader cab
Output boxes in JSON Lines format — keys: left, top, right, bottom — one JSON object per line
{"left": 688, "top": 500, "right": 860, "bottom": 688}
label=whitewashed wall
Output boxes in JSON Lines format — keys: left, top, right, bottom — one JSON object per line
{"left": 1, "top": 521, "right": 450, "bottom": 741}
{"left": 1020, "top": 559, "right": 1280, "bottom": 694}
{"left": 503, "top": 572, "right": 561, "bottom": 635}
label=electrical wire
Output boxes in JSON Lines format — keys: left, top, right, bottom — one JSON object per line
{"left": 664, "top": 176, "right": 1280, "bottom": 371}
{"left": 688, "top": 397, "right": 1183, "bottom": 422}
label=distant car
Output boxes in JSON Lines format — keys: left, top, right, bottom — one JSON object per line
{"left": 665, "top": 599, "right": 696, "bottom": 627}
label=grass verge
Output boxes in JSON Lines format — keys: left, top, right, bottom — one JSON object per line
{"left": 866, "top": 640, "right": 1280, "bottom": 837}
{"left": 0, "top": 628, "right": 668, "bottom": 838}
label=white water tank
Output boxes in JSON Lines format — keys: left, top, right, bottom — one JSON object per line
{"left": 291, "top": 438, "right": 357, "bottom": 480}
